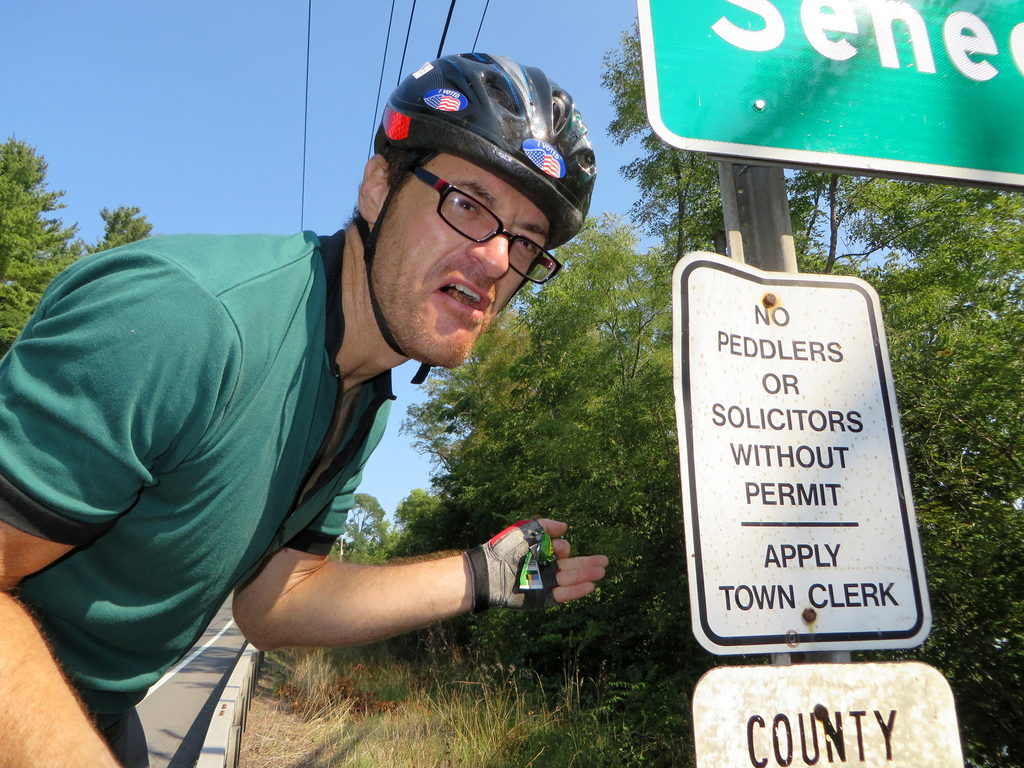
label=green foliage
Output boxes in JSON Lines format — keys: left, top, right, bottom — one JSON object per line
{"left": 602, "top": 26, "right": 723, "bottom": 260}
{"left": 0, "top": 138, "right": 153, "bottom": 354}
{"left": 0, "top": 138, "right": 80, "bottom": 351}
{"left": 849, "top": 181, "right": 1024, "bottom": 767}
{"left": 89, "top": 205, "right": 153, "bottom": 253}
{"left": 391, "top": 488, "right": 445, "bottom": 558}
{"left": 342, "top": 493, "right": 398, "bottom": 564}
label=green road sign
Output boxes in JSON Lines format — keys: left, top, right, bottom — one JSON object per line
{"left": 637, "top": 0, "right": 1024, "bottom": 186}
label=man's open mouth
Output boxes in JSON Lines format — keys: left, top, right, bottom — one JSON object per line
{"left": 441, "top": 282, "right": 484, "bottom": 309}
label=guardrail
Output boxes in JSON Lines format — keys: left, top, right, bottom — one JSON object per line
{"left": 195, "top": 644, "right": 262, "bottom": 768}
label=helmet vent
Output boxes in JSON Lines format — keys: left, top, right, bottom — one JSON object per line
{"left": 483, "top": 78, "right": 516, "bottom": 115}
{"left": 551, "top": 92, "right": 569, "bottom": 134}
{"left": 577, "top": 148, "right": 596, "bottom": 175}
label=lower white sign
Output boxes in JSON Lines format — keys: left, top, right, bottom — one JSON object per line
{"left": 693, "top": 663, "right": 963, "bottom": 768}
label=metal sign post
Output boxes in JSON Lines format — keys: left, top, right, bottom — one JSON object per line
{"left": 718, "top": 162, "right": 798, "bottom": 273}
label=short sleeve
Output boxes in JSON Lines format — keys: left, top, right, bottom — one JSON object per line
{"left": 0, "top": 245, "right": 241, "bottom": 544}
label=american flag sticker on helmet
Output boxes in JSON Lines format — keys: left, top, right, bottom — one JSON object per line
{"left": 423, "top": 88, "right": 468, "bottom": 112}
{"left": 522, "top": 139, "right": 566, "bottom": 179}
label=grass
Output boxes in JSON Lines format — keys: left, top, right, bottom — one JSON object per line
{"left": 241, "top": 641, "right": 637, "bottom": 768}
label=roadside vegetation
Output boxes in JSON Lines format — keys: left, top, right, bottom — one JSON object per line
{"left": 242, "top": 638, "right": 658, "bottom": 768}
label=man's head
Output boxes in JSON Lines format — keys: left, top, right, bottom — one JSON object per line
{"left": 355, "top": 53, "right": 597, "bottom": 370}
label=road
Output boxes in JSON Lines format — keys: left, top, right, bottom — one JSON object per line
{"left": 136, "top": 599, "right": 247, "bottom": 767}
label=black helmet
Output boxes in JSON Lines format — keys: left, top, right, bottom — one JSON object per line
{"left": 374, "top": 52, "right": 596, "bottom": 248}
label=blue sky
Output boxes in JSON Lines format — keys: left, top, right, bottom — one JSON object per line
{"left": 2, "top": 0, "right": 644, "bottom": 516}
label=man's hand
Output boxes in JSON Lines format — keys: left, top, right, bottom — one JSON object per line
{"left": 464, "top": 519, "right": 608, "bottom": 612}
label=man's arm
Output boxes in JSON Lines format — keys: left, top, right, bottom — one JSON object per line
{"left": 0, "top": 520, "right": 120, "bottom": 767}
{"left": 233, "top": 519, "right": 607, "bottom": 650}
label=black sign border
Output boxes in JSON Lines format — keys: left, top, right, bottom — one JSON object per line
{"left": 678, "top": 257, "right": 927, "bottom": 650}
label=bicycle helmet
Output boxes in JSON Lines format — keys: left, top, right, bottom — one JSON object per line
{"left": 374, "top": 52, "right": 597, "bottom": 248}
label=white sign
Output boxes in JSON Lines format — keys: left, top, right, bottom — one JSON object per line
{"left": 673, "top": 253, "right": 930, "bottom": 654}
{"left": 692, "top": 662, "right": 964, "bottom": 768}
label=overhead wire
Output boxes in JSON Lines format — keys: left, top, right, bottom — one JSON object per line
{"left": 396, "top": 0, "right": 419, "bottom": 85}
{"left": 369, "top": 0, "right": 400, "bottom": 158}
{"left": 367, "top": 0, "right": 485, "bottom": 159}
{"left": 437, "top": 0, "right": 457, "bottom": 58}
{"left": 300, "top": 0, "right": 312, "bottom": 229}
{"left": 472, "top": 0, "right": 490, "bottom": 51}
{"left": 308, "top": 0, "right": 485, "bottom": 220}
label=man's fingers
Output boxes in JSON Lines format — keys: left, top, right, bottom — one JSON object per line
{"left": 552, "top": 581, "right": 597, "bottom": 604}
{"left": 537, "top": 518, "right": 568, "bottom": 538}
{"left": 552, "top": 537, "right": 571, "bottom": 559}
{"left": 553, "top": 555, "right": 608, "bottom": 604}
{"left": 557, "top": 554, "right": 608, "bottom": 577}
{"left": 530, "top": 520, "right": 608, "bottom": 606}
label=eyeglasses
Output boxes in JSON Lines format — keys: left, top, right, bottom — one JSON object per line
{"left": 411, "top": 167, "right": 562, "bottom": 284}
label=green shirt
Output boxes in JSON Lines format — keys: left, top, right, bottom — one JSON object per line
{"left": 0, "top": 231, "right": 393, "bottom": 723}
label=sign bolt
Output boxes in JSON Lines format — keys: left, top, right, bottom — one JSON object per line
{"left": 762, "top": 292, "right": 778, "bottom": 308}
{"left": 753, "top": 99, "right": 767, "bottom": 111}
{"left": 785, "top": 630, "right": 800, "bottom": 647}
{"left": 802, "top": 608, "right": 818, "bottom": 624}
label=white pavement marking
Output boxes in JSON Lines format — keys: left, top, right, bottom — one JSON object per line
{"left": 143, "top": 620, "right": 236, "bottom": 701}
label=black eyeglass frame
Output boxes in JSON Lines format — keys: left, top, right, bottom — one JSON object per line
{"left": 410, "top": 166, "right": 562, "bottom": 284}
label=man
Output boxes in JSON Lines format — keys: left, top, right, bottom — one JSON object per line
{"left": 0, "top": 53, "right": 606, "bottom": 766}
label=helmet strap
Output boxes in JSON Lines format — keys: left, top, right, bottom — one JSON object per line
{"left": 357, "top": 152, "right": 435, "bottom": 384}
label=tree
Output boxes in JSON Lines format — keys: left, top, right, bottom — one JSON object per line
{"left": 851, "top": 181, "right": 1024, "bottom": 767}
{"left": 391, "top": 488, "right": 443, "bottom": 558}
{"left": 0, "top": 138, "right": 80, "bottom": 351}
{"left": 602, "top": 25, "right": 724, "bottom": 259}
{"left": 342, "top": 493, "right": 396, "bottom": 564}
{"left": 0, "top": 139, "right": 154, "bottom": 354}
{"left": 89, "top": 206, "right": 153, "bottom": 253}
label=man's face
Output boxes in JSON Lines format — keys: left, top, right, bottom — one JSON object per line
{"left": 368, "top": 153, "right": 550, "bottom": 368}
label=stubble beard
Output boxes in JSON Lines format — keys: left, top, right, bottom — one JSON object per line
{"left": 371, "top": 262, "right": 492, "bottom": 369}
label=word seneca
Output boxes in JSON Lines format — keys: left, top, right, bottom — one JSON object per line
{"left": 713, "top": 0, "right": 1024, "bottom": 83}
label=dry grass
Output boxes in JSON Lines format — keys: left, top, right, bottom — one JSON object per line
{"left": 240, "top": 675, "right": 320, "bottom": 768}
{"left": 239, "top": 647, "right": 607, "bottom": 768}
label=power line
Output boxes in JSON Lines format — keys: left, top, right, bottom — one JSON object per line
{"left": 437, "top": 0, "right": 457, "bottom": 58}
{"left": 300, "top": 0, "right": 312, "bottom": 229}
{"left": 369, "top": 0, "right": 400, "bottom": 158}
{"left": 473, "top": 0, "right": 490, "bottom": 51}
{"left": 396, "top": 0, "right": 418, "bottom": 85}
{"left": 368, "top": 0, "right": 476, "bottom": 160}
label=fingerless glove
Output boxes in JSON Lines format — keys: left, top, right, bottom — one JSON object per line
{"left": 464, "top": 520, "right": 558, "bottom": 612}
